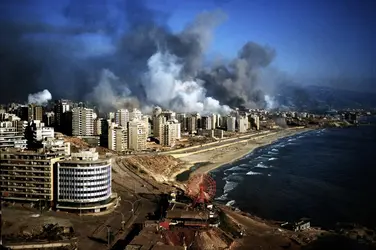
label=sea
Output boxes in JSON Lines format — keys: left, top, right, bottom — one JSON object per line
{"left": 211, "top": 117, "right": 376, "bottom": 229}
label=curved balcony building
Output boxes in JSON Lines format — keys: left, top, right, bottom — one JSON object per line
{"left": 56, "top": 149, "right": 117, "bottom": 213}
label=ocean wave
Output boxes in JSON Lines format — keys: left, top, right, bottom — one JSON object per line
{"left": 223, "top": 174, "right": 244, "bottom": 182}
{"left": 224, "top": 165, "right": 245, "bottom": 173}
{"left": 267, "top": 150, "right": 278, "bottom": 155}
{"left": 226, "top": 200, "right": 236, "bottom": 206}
{"left": 288, "top": 138, "right": 296, "bottom": 142}
{"left": 268, "top": 157, "right": 277, "bottom": 161}
{"left": 272, "top": 148, "right": 279, "bottom": 152}
{"left": 215, "top": 193, "right": 228, "bottom": 201}
{"left": 246, "top": 170, "right": 262, "bottom": 175}
{"left": 254, "top": 162, "right": 270, "bottom": 169}
{"left": 223, "top": 180, "right": 238, "bottom": 194}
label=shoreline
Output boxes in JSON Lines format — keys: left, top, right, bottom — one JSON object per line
{"left": 172, "top": 127, "right": 314, "bottom": 181}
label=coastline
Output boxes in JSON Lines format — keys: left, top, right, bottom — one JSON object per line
{"left": 172, "top": 127, "right": 314, "bottom": 181}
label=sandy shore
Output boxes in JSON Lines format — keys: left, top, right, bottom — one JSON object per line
{"left": 172, "top": 127, "right": 313, "bottom": 181}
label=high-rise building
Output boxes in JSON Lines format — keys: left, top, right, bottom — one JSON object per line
{"left": 187, "top": 115, "right": 198, "bottom": 134}
{"left": 115, "top": 109, "right": 129, "bottom": 127}
{"left": 54, "top": 100, "right": 72, "bottom": 135}
{"left": 54, "top": 100, "right": 70, "bottom": 127}
{"left": 72, "top": 107, "right": 94, "bottom": 136}
{"left": 211, "top": 114, "right": 217, "bottom": 129}
{"left": 16, "top": 106, "right": 29, "bottom": 121}
{"left": 128, "top": 119, "right": 147, "bottom": 151}
{"left": 160, "top": 120, "right": 181, "bottom": 147}
{"left": 108, "top": 123, "right": 128, "bottom": 152}
{"left": 28, "top": 104, "right": 43, "bottom": 121}
{"left": 201, "top": 116, "right": 212, "bottom": 130}
{"left": 142, "top": 115, "right": 150, "bottom": 137}
{"left": 176, "top": 113, "right": 187, "bottom": 132}
{"left": 94, "top": 118, "right": 103, "bottom": 136}
{"left": 43, "top": 112, "right": 54, "bottom": 127}
{"left": 153, "top": 115, "right": 166, "bottom": 138}
{"left": 56, "top": 149, "right": 115, "bottom": 213}
{"left": 226, "top": 116, "right": 236, "bottom": 132}
{"left": 238, "top": 116, "right": 248, "bottom": 133}
{"left": 100, "top": 119, "right": 110, "bottom": 147}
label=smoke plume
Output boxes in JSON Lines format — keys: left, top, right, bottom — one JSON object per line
{"left": 28, "top": 89, "right": 52, "bottom": 105}
{"left": 0, "top": 0, "right": 282, "bottom": 113}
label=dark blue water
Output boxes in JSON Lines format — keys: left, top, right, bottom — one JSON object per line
{"left": 211, "top": 121, "right": 376, "bottom": 228}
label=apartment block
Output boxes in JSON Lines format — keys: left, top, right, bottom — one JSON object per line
{"left": 28, "top": 104, "right": 43, "bottom": 121}
{"left": 238, "top": 116, "right": 248, "bottom": 133}
{"left": 108, "top": 123, "right": 128, "bottom": 152}
{"left": 128, "top": 120, "right": 147, "bottom": 151}
{"left": 72, "top": 107, "right": 94, "bottom": 136}
{"left": 115, "top": 109, "right": 129, "bottom": 127}
{"left": 160, "top": 120, "right": 181, "bottom": 147}
{"left": 187, "top": 115, "right": 197, "bottom": 134}
{"left": 56, "top": 149, "right": 115, "bottom": 213}
{"left": 153, "top": 115, "right": 166, "bottom": 138}
{"left": 0, "top": 121, "right": 27, "bottom": 149}
{"left": 0, "top": 149, "right": 63, "bottom": 203}
{"left": 226, "top": 116, "right": 236, "bottom": 132}
{"left": 201, "top": 116, "right": 212, "bottom": 130}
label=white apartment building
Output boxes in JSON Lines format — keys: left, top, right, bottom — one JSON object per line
{"left": 238, "top": 116, "right": 248, "bottom": 133}
{"left": 56, "top": 149, "right": 115, "bottom": 213}
{"left": 211, "top": 114, "right": 217, "bottom": 129}
{"left": 72, "top": 107, "right": 94, "bottom": 136}
{"left": 153, "top": 115, "right": 166, "bottom": 138}
{"left": 176, "top": 113, "right": 187, "bottom": 132}
{"left": 0, "top": 121, "right": 27, "bottom": 149}
{"left": 115, "top": 109, "right": 129, "bottom": 127}
{"left": 42, "top": 138, "right": 71, "bottom": 156}
{"left": 226, "top": 116, "right": 236, "bottom": 132}
{"left": 108, "top": 123, "right": 128, "bottom": 152}
{"left": 128, "top": 119, "right": 147, "bottom": 151}
{"left": 94, "top": 118, "right": 102, "bottom": 136}
{"left": 26, "top": 120, "right": 55, "bottom": 143}
{"left": 201, "top": 116, "right": 212, "bottom": 130}
{"left": 187, "top": 115, "right": 197, "bottom": 134}
{"left": 160, "top": 120, "right": 181, "bottom": 147}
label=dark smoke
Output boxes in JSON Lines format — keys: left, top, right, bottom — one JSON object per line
{"left": 0, "top": 0, "right": 281, "bottom": 112}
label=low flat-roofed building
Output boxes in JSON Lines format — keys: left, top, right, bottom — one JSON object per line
{"left": 0, "top": 148, "right": 63, "bottom": 204}
{"left": 56, "top": 148, "right": 116, "bottom": 213}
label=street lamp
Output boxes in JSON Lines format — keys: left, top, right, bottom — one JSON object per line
{"left": 106, "top": 225, "right": 111, "bottom": 249}
{"left": 123, "top": 199, "right": 142, "bottom": 216}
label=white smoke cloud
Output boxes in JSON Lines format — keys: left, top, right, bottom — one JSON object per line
{"left": 28, "top": 89, "right": 52, "bottom": 105}
{"left": 142, "top": 52, "right": 231, "bottom": 114}
{"left": 89, "top": 69, "right": 139, "bottom": 111}
{"left": 264, "top": 94, "right": 277, "bottom": 110}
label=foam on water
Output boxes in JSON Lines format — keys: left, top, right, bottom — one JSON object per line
{"left": 226, "top": 200, "right": 236, "bottom": 206}
{"left": 246, "top": 171, "right": 262, "bottom": 175}
{"left": 223, "top": 180, "right": 238, "bottom": 193}
{"left": 268, "top": 157, "right": 277, "bottom": 161}
{"left": 254, "top": 162, "right": 270, "bottom": 169}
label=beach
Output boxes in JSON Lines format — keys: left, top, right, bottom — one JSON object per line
{"left": 172, "top": 127, "right": 313, "bottom": 181}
